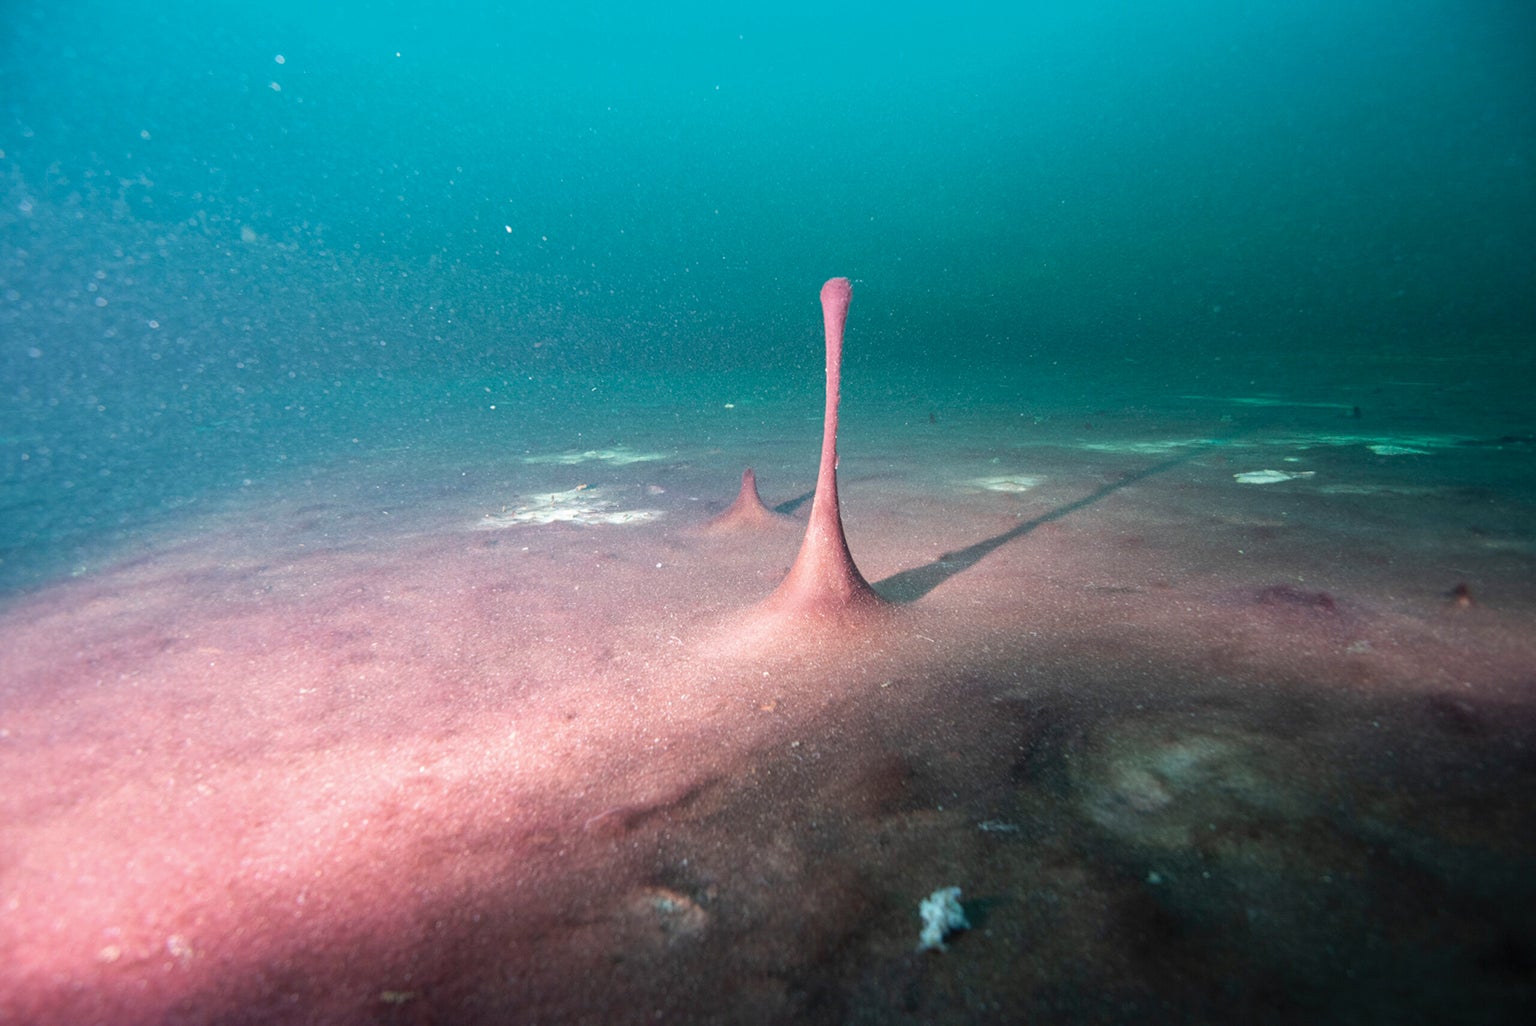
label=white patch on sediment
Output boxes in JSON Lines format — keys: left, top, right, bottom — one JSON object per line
{"left": 475, "top": 486, "right": 663, "bottom": 528}
{"left": 1315, "top": 484, "right": 1441, "bottom": 497}
{"left": 1233, "top": 469, "right": 1316, "bottom": 484}
{"left": 1178, "top": 394, "right": 1357, "bottom": 411}
{"left": 1251, "top": 431, "right": 1461, "bottom": 452}
{"left": 970, "top": 475, "right": 1042, "bottom": 492}
{"left": 1078, "top": 440, "right": 1206, "bottom": 455}
{"left": 521, "top": 447, "right": 666, "bottom": 466}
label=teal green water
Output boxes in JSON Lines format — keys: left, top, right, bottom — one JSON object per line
{"left": 2, "top": 0, "right": 1533, "bottom": 590}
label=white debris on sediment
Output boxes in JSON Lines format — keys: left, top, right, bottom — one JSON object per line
{"left": 917, "top": 886, "right": 970, "bottom": 952}
{"left": 521, "top": 447, "right": 666, "bottom": 466}
{"left": 1233, "top": 469, "right": 1316, "bottom": 485}
{"left": 977, "top": 819, "right": 1021, "bottom": 833}
{"left": 475, "top": 486, "right": 663, "bottom": 528}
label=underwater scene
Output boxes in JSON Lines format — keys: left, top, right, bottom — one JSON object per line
{"left": 2, "top": 2, "right": 1533, "bottom": 1023}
